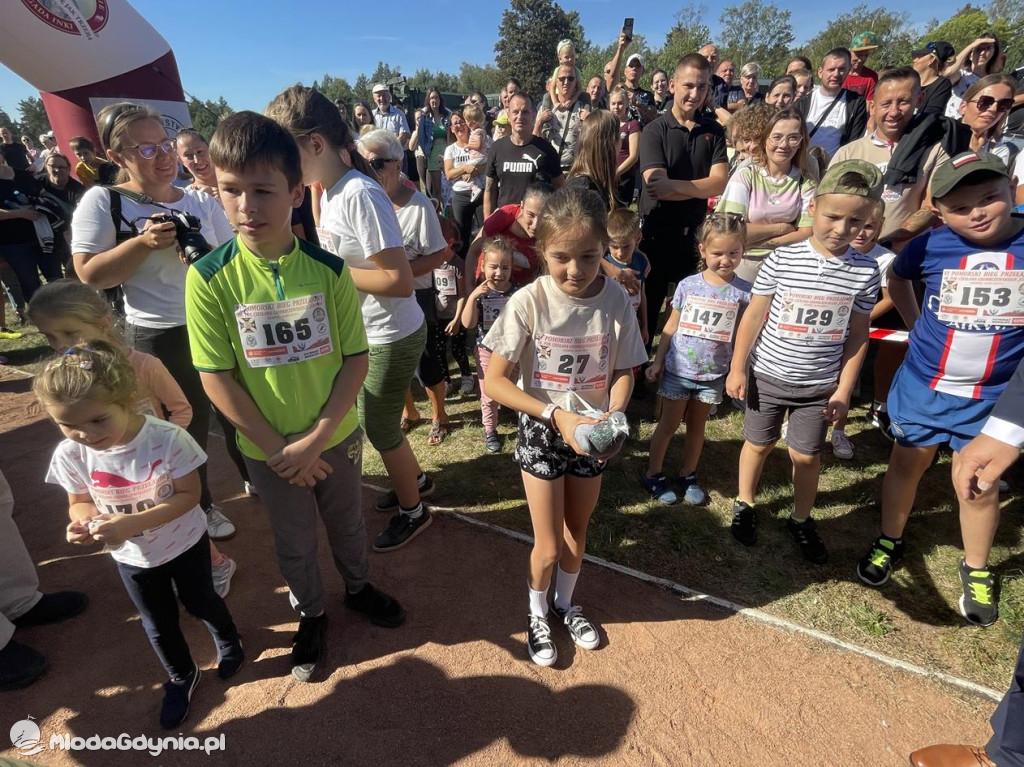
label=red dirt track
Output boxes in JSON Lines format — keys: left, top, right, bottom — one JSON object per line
{"left": 0, "top": 375, "right": 991, "bottom": 766}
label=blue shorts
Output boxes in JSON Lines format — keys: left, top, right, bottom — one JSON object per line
{"left": 887, "top": 365, "right": 995, "bottom": 453}
{"left": 659, "top": 371, "right": 725, "bottom": 405}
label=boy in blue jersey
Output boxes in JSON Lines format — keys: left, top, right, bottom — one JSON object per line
{"left": 185, "top": 111, "right": 404, "bottom": 683}
{"left": 857, "top": 152, "right": 1024, "bottom": 627}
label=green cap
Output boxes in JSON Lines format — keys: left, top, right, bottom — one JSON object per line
{"left": 930, "top": 152, "right": 1011, "bottom": 199}
{"left": 816, "top": 159, "right": 884, "bottom": 199}
{"left": 850, "top": 31, "right": 880, "bottom": 51}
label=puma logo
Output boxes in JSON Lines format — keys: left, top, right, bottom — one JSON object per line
{"left": 91, "top": 460, "right": 163, "bottom": 488}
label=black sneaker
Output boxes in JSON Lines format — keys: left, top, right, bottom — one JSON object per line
{"left": 787, "top": 517, "right": 829, "bottom": 564}
{"left": 958, "top": 560, "right": 999, "bottom": 627}
{"left": 730, "top": 501, "right": 757, "bottom": 546}
{"left": 344, "top": 583, "right": 406, "bottom": 628}
{"left": 856, "top": 536, "right": 904, "bottom": 587}
{"left": 291, "top": 614, "right": 328, "bottom": 682}
{"left": 0, "top": 640, "right": 47, "bottom": 691}
{"left": 526, "top": 614, "right": 557, "bottom": 667}
{"left": 552, "top": 605, "right": 600, "bottom": 650}
{"left": 13, "top": 590, "right": 87, "bottom": 627}
{"left": 373, "top": 509, "right": 433, "bottom": 552}
{"left": 870, "top": 407, "right": 895, "bottom": 442}
{"left": 160, "top": 664, "right": 200, "bottom": 729}
{"left": 484, "top": 431, "right": 502, "bottom": 453}
{"left": 375, "top": 475, "right": 435, "bottom": 512}
{"left": 217, "top": 640, "right": 245, "bottom": 680}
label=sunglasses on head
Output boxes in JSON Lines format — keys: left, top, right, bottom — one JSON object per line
{"left": 125, "top": 139, "right": 176, "bottom": 159}
{"left": 971, "top": 95, "right": 1014, "bottom": 113}
{"left": 368, "top": 157, "right": 398, "bottom": 171}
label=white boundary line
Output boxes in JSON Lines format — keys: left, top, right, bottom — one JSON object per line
{"left": 363, "top": 482, "right": 1003, "bottom": 703}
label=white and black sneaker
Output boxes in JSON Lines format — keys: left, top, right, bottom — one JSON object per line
{"left": 526, "top": 614, "right": 557, "bottom": 667}
{"left": 552, "top": 605, "right": 600, "bottom": 650}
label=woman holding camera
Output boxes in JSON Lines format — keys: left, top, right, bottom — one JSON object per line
{"left": 71, "top": 102, "right": 236, "bottom": 537}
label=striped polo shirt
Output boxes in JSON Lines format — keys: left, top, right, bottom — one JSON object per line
{"left": 751, "top": 240, "right": 880, "bottom": 386}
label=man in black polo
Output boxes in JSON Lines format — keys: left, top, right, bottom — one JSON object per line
{"left": 639, "top": 53, "right": 729, "bottom": 338}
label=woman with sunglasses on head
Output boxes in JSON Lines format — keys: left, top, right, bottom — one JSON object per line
{"left": 715, "top": 107, "right": 816, "bottom": 284}
{"left": 70, "top": 102, "right": 237, "bottom": 541}
{"left": 959, "top": 74, "right": 1020, "bottom": 167}
{"left": 535, "top": 63, "right": 590, "bottom": 174}
{"left": 943, "top": 33, "right": 1003, "bottom": 118}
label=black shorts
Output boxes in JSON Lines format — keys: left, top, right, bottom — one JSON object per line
{"left": 514, "top": 412, "right": 605, "bottom": 480}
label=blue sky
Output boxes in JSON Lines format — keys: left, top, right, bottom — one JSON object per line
{"left": 1, "top": 0, "right": 966, "bottom": 116}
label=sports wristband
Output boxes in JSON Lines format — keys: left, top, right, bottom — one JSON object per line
{"left": 541, "top": 403, "right": 559, "bottom": 428}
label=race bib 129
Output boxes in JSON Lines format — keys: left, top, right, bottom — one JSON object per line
{"left": 777, "top": 291, "right": 853, "bottom": 342}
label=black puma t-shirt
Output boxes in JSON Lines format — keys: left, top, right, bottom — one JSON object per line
{"left": 486, "top": 136, "right": 562, "bottom": 208}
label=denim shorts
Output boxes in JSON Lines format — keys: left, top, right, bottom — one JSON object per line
{"left": 658, "top": 371, "right": 725, "bottom": 405}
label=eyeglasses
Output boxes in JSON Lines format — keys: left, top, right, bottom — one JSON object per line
{"left": 125, "top": 140, "right": 176, "bottom": 159}
{"left": 970, "top": 96, "right": 1013, "bottom": 113}
{"left": 768, "top": 133, "right": 803, "bottom": 147}
{"left": 368, "top": 157, "right": 398, "bottom": 171}
{"left": 558, "top": 76, "right": 576, "bottom": 83}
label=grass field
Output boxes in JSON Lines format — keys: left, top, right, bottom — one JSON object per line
{"left": 4, "top": 308, "right": 1021, "bottom": 691}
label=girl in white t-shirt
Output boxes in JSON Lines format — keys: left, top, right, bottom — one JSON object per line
{"left": 27, "top": 280, "right": 238, "bottom": 598}
{"left": 38, "top": 341, "right": 243, "bottom": 729}
{"left": 266, "top": 86, "right": 434, "bottom": 554}
{"left": 483, "top": 187, "right": 648, "bottom": 667}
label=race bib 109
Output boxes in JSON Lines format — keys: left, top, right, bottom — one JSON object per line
{"left": 532, "top": 333, "right": 610, "bottom": 392}
{"left": 777, "top": 291, "right": 853, "bottom": 342}
{"left": 235, "top": 294, "right": 334, "bottom": 368}
{"left": 938, "top": 269, "right": 1024, "bottom": 327}
{"left": 679, "top": 294, "right": 739, "bottom": 343}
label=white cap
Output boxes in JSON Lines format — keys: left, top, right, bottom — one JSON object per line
{"left": 626, "top": 53, "right": 644, "bottom": 68}
{"left": 372, "top": 83, "right": 389, "bottom": 94}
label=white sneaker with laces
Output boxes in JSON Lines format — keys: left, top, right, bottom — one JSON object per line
{"left": 831, "top": 430, "right": 854, "bottom": 460}
{"left": 527, "top": 615, "right": 557, "bottom": 667}
{"left": 553, "top": 605, "right": 600, "bottom": 650}
{"left": 212, "top": 557, "right": 237, "bottom": 598}
{"left": 205, "top": 506, "right": 236, "bottom": 540}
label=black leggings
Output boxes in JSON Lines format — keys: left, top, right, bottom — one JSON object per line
{"left": 415, "top": 288, "right": 446, "bottom": 388}
{"left": 434, "top": 320, "right": 471, "bottom": 382}
{"left": 451, "top": 188, "right": 483, "bottom": 259}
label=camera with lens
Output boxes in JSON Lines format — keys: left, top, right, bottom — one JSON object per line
{"left": 150, "top": 212, "right": 212, "bottom": 264}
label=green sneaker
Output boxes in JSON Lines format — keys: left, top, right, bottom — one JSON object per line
{"left": 958, "top": 560, "right": 999, "bottom": 627}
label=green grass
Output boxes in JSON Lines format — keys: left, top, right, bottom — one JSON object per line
{"left": 5, "top": 306, "right": 1020, "bottom": 691}
{"left": 365, "top": 379, "right": 1024, "bottom": 692}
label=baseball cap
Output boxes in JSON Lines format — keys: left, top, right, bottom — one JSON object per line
{"left": 816, "top": 159, "right": 884, "bottom": 199}
{"left": 494, "top": 111, "right": 509, "bottom": 125}
{"left": 849, "top": 31, "right": 880, "bottom": 51}
{"left": 371, "top": 83, "right": 389, "bottom": 94}
{"left": 626, "top": 53, "right": 644, "bottom": 68}
{"left": 930, "top": 152, "right": 1010, "bottom": 199}
{"left": 912, "top": 41, "right": 955, "bottom": 66}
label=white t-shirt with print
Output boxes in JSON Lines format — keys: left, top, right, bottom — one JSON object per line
{"left": 317, "top": 170, "right": 424, "bottom": 345}
{"left": 483, "top": 275, "right": 649, "bottom": 413}
{"left": 45, "top": 416, "right": 208, "bottom": 568}
{"left": 395, "top": 190, "right": 448, "bottom": 291}
{"left": 946, "top": 71, "right": 980, "bottom": 118}
{"left": 807, "top": 88, "right": 849, "bottom": 158}
{"left": 444, "top": 142, "right": 477, "bottom": 194}
{"left": 71, "top": 186, "right": 234, "bottom": 328}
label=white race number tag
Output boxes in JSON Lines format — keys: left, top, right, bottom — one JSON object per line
{"left": 777, "top": 291, "right": 853, "bottom": 342}
{"left": 315, "top": 227, "right": 338, "bottom": 256}
{"left": 938, "top": 269, "right": 1024, "bottom": 327}
{"left": 433, "top": 266, "right": 457, "bottom": 296}
{"left": 679, "top": 295, "right": 739, "bottom": 343}
{"left": 234, "top": 294, "right": 334, "bottom": 368}
{"left": 532, "top": 333, "right": 610, "bottom": 392}
{"left": 480, "top": 294, "right": 509, "bottom": 332}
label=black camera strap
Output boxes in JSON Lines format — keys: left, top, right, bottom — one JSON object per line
{"left": 107, "top": 185, "right": 181, "bottom": 241}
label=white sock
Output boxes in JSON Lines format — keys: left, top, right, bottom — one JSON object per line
{"left": 528, "top": 583, "right": 549, "bottom": 618}
{"left": 400, "top": 502, "right": 423, "bottom": 519}
{"left": 553, "top": 566, "right": 579, "bottom": 612}
{"left": 417, "top": 473, "right": 428, "bottom": 489}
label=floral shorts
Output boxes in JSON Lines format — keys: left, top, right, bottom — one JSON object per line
{"left": 513, "top": 412, "right": 605, "bottom": 481}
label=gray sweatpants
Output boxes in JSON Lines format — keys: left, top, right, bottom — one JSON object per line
{"left": 243, "top": 429, "right": 369, "bottom": 618}
{"left": 0, "top": 468, "right": 43, "bottom": 648}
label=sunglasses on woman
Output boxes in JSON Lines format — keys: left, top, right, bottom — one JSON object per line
{"left": 125, "top": 139, "right": 177, "bottom": 159}
{"left": 368, "top": 157, "right": 399, "bottom": 171}
{"left": 970, "top": 96, "right": 1014, "bottom": 113}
